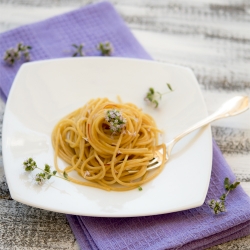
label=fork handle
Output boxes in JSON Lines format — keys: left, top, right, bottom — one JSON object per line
{"left": 166, "top": 96, "right": 249, "bottom": 156}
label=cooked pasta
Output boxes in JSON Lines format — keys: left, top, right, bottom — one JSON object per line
{"left": 52, "top": 98, "right": 166, "bottom": 191}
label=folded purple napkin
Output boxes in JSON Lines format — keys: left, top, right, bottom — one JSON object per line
{"left": 1, "top": 2, "right": 250, "bottom": 250}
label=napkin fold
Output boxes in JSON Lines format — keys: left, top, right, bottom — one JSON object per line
{"left": 1, "top": 2, "right": 250, "bottom": 250}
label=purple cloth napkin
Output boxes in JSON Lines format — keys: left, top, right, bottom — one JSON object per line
{"left": 0, "top": 1, "right": 150, "bottom": 100}
{"left": 1, "top": 2, "right": 250, "bottom": 250}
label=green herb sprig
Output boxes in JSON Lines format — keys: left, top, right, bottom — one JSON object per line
{"left": 145, "top": 83, "right": 173, "bottom": 108}
{"left": 72, "top": 43, "right": 85, "bottom": 57}
{"left": 97, "top": 42, "right": 113, "bottom": 56}
{"left": 3, "top": 42, "right": 32, "bottom": 65}
{"left": 207, "top": 177, "right": 240, "bottom": 215}
{"left": 71, "top": 42, "right": 113, "bottom": 57}
{"left": 105, "top": 109, "right": 127, "bottom": 133}
{"left": 23, "top": 158, "right": 68, "bottom": 185}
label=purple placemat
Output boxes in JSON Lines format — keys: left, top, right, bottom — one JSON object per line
{"left": 1, "top": 2, "right": 250, "bottom": 250}
{"left": 0, "top": 1, "right": 150, "bottom": 100}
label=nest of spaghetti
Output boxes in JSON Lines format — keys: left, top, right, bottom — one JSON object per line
{"left": 52, "top": 98, "right": 166, "bottom": 191}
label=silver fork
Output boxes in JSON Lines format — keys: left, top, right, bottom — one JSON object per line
{"left": 129, "top": 96, "right": 249, "bottom": 173}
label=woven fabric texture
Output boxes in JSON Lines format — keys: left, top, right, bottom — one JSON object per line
{"left": 0, "top": 1, "right": 150, "bottom": 99}
{"left": 0, "top": 2, "right": 249, "bottom": 250}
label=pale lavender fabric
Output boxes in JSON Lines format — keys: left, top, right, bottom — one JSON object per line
{"left": 0, "top": 2, "right": 250, "bottom": 250}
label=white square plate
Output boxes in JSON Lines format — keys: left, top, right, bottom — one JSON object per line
{"left": 2, "top": 57, "right": 212, "bottom": 217}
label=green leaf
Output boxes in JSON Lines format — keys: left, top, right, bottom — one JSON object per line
{"left": 147, "top": 95, "right": 153, "bottom": 101}
{"left": 220, "top": 193, "right": 226, "bottom": 201}
{"left": 230, "top": 181, "right": 240, "bottom": 190}
{"left": 214, "top": 206, "right": 219, "bottom": 214}
{"left": 167, "top": 83, "right": 173, "bottom": 91}
{"left": 153, "top": 100, "right": 158, "bottom": 108}
{"left": 138, "top": 186, "right": 143, "bottom": 191}
{"left": 44, "top": 164, "right": 51, "bottom": 173}
{"left": 149, "top": 88, "right": 154, "bottom": 94}
{"left": 63, "top": 171, "right": 68, "bottom": 179}
{"left": 224, "top": 177, "right": 230, "bottom": 190}
{"left": 233, "top": 182, "right": 240, "bottom": 188}
{"left": 53, "top": 170, "right": 57, "bottom": 175}
{"left": 38, "top": 172, "right": 45, "bottom": 178}
{"left": 47, "top": 175, "right": 52, "bottom": 179}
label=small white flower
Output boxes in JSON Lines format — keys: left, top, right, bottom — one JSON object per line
{"left": 144, "top": 97, "right": 150, "bottom": 103}
{"left": 127, "top": 130, "right": 136, "bottom": 136}
{"left": 84, "top": 171, "right": 90, "bottom": 178}
{"left": 35, "top": 174, "right": 45, "bottom": 185}
{"left": 44, "top": 172, "right": 50, "bottom": 179}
